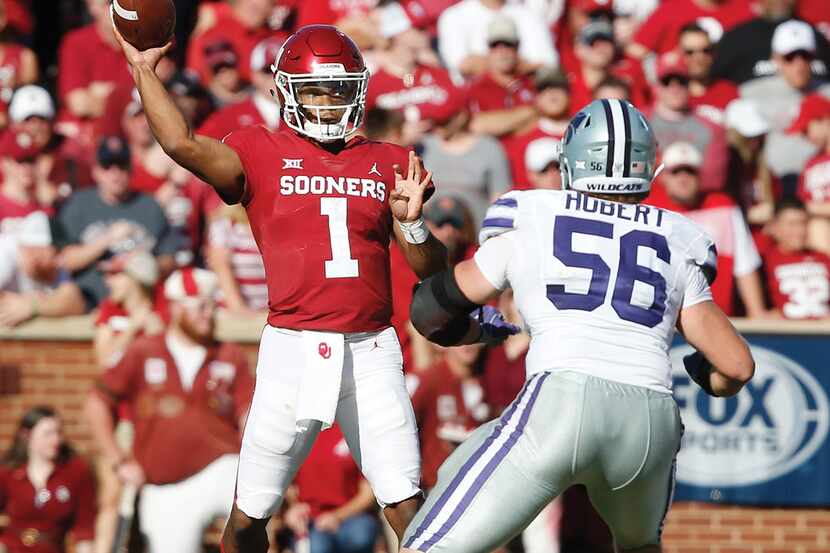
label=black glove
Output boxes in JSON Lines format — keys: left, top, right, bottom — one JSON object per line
{"left": 683, "top": 351, "right": 716, "bottom": 396}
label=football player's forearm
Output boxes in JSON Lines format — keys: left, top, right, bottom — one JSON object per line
{"left": 401, "top": 234, "right": 448, "bottom": 279}
{"left": 132, "top": 64, "right": 194, "bottom": 162}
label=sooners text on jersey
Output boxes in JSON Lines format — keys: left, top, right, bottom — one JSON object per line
{"left": 223, "top": 125, "right": 411, "bottom": 332}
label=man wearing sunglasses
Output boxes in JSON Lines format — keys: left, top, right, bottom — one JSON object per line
{"left": 647, "top": 51, "right": 729, "bottom": 192}
{"left": 741, "top": 20, "right": 830, "bottom": 184}
{"left": 468, "top": 16, "right": 538, "bottom": 139}
{"left": 680, "top": 23, "right": 738, "bottom": 124}
{"left": 53, "top": 136, "right": 179, "bottom": 311}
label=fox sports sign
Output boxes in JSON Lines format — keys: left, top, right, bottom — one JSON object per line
{"left": 670, "top": 344, "right": 830, "bottom": 487}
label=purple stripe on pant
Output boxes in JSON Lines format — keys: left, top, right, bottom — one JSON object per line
{"left": 405, "top": 372, "right": 549, "bottom": 551}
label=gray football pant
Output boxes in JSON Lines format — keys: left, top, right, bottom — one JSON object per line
{"left": 403, "top": 370, "right": 683, "bottom": 552}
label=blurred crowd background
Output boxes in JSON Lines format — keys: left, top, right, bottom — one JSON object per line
{"left": 0, "top": 0, "right": 829, "bottom": 552}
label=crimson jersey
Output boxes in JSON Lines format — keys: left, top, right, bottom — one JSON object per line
{"left": 690, "top": 80, "right": 739, "bottom": 126}
{"left": 799, "top": 152, "right": 830, "bottom": 203}
{"left": 0, "top": 456, "right": 95, "bottom": 553}
{"left": 366, "top": 64, "right": 456, "bottom": 124}
{"left": 763, "top": 247, "right": 830, "bottom": 320}
{"left": 223, "top": 126, "right": 410, "bottom": 332}
{"left": 468, "top": 73, "right": 535, "bottom": 114}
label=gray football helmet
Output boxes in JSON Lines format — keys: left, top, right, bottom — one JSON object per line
{"left": 559, "top": 99, "right": 658, "bottom": 194}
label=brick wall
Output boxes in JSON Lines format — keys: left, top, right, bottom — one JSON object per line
{"left": 1, "top": 331, "right": 827, "bottom": 552}
{"left": 663, "top": 502, "right": 830, "bottom": 553}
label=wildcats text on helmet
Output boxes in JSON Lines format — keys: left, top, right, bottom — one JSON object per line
{"left": 279, "top": 175, "right": 387, "bottom": 202}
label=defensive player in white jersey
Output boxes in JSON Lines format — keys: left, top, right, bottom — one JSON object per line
{"left": 400, "top": 99, "right": 755, "bottom": 553}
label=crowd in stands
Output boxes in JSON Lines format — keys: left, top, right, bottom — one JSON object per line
{"left": 0, "top": 0, "right": 829, "bottom": 552}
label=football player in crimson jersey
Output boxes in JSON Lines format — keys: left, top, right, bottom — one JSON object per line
{"left": 112, "top": 21, "right": 467, "bottom": 553}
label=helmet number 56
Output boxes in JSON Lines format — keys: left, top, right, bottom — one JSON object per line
{"left": 546, "top": 216, "right": 670, "bottom": 327}
{"left": 321, "top": 197, "right": 359, "bottom": 278}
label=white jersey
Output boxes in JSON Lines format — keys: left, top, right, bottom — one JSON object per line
{"left": 474, "top": 190, "right": 717, "bottom": 393}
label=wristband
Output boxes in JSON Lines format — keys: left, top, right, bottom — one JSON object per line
{"left": 397, "top": 217, "right": 429, "bottom": 244}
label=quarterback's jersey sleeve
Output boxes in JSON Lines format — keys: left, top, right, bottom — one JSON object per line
{"left": 221, "top": 126, "right": 267, "bottom": 204}
{"left": 479, "top": 191, "right": 521, "bottom": 244}
{"left": 474, "top": 233, "right": 515, "bottom": 291}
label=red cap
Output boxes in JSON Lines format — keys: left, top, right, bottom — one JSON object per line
{"left": 425, "top": 87, "right": 470, "bottom": 125}
{"left": 0, "top": 130, "right": 41, "bottom": 162}
{"left": 656, "top": 50, "right": 689, "bottom": 80}
{"left": 787, "top": 94, "right": 830, "bottom": 134}
{"left": 573, "top": 0, "right": 613, "bottom": 14}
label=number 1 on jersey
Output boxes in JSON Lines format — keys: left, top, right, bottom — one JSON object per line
{"left": 321, "top": 197, "right": 359, "bottom": 278}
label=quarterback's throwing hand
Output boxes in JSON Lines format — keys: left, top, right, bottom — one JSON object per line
{"left": 110, "top": 10, "right": 171, "bottom": 71}
{"left": 391, "top": 150, "right": 433, "bottom": 223}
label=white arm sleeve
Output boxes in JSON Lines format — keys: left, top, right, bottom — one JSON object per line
{"left": 681, "top": 261, "right": 714, "bottom": 308}
{"left": 730, "top": 208, "right": 762, "bottom": 277}
{"left": 473, "top": 233, "right": 515, "bottom": 291}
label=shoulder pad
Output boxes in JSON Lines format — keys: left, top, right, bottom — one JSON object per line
{"left": 479, "top": 191, "right": 521, "bottom": 243}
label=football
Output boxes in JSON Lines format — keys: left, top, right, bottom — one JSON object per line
{"left": 111, "top": 0, "right": 176, "bottom": 52}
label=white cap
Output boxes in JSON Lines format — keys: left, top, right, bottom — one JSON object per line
{"left": 486, "top": 15, "right": 519, "bottom": 45}
{"left": 9, "top": 85, "right": 55, "bottom": 123}
{"left": 772, "top": 20, "right": 816, "bottom": 56}
{"left": 123, "top": 251, "right": 159, "bottom": 287}
{"left": 662, "top": 141, "right": 702, "bottom": 169}
{"left": 378, "top": 2, "right": 412, "bottom": 39}
{"left": 525, "top": 138, "right": 562, "bottom": 172}
{"left": 250, "top": 37, "right": 285, "bottom": 73}
{"left": 15, "top": 211, "right": 52, "bottom": 247}
{"left": 164, "top": 267, "right": 219, "bottom": 301}
{"left": 724, "top": 99, "right": 770, "bottom": 137}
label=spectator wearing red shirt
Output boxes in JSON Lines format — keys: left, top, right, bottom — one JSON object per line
{"left": 627, "top": 0, "right": 754, "bottom": 59}
{"left": 92, "top": 251, "right": 163, "bottom": 553}
{"left": 205, "top": 204, "right": 267, "bottom": 314}
{"left": 554, "top": 0, "right": 616, "bottom": 76}
{"left": 285, "top": 426, "right": 380, "bottom": 553}
{"left": 481, "top": 291, "right": 527, "bottom": 416}
{"left": 762, "top": 198, "right": 830, "bottom": 319}
{"left": 0, "top": 31, "right": 38, "bottom": 130}
{"left": 790, "top": 94, "right": 830, "bottom": 255}
{"left": 502, "top": 67, "right": 569, "bottom": 189}
{"left": 647, "top": 51, "right": 729, "bottom": 191}
{"left": 296, "top": 0, "right": 381, "bottom": 50}
{"left": 367, "top": 13, "right": 456, "bottom": 144}
{"left": 468, "top": 16, "right": 538, "bottom": 139}
{"left": 202, "top": 39, "right": 249, "bottom": 108}
{"left": 85, "top": 268, "right": 254, "bottom": 552}
{"left": 95, "top": 251, "right": 164, "bottom": 368}
{"left": 9, "top": 86, "right": 93, "bottom": 199}
{"left": 0, "top": 406, "right": 95, "bottom": 553}
{"left": 648, "top": 142, "right": 768, "bottom": 317}
{"left": 0, "top": 130, "right": 46, "bottom": 235}
{"left": 198, "top": 37, "right": 284, "bottom": 140}
{"left": 410, "top": 344, "right": 490, "bottom": 489}
{"left": 568, "top": 20, "right": 650, "bottom": 113}
{"left": 680, "top": 23, "right": 738, "bottom": 126}
{"left": 187, "top": 0, "right": 280, "bottom": 85}
{"left": 57, "top": 0, "right": 132, "bottom": 124}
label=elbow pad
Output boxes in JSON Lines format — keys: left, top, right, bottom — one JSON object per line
{"left": 410, "top": 268, "right": 478, "bottom": 347}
